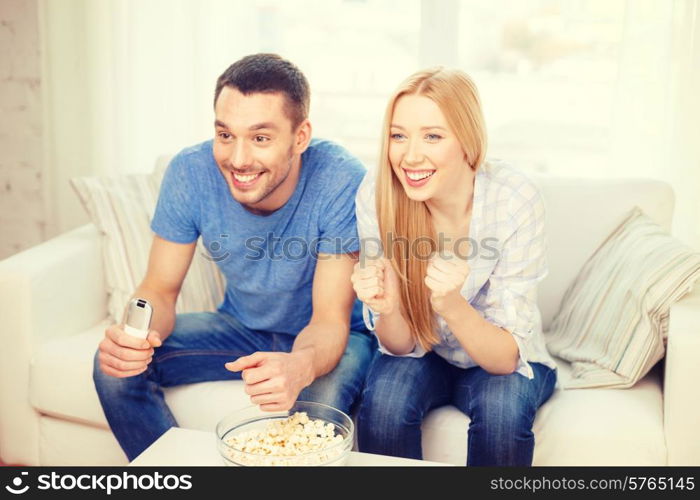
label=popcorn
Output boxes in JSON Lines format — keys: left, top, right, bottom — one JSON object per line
{"left": 222, "top": 411, "right": 348, "bottom": 466}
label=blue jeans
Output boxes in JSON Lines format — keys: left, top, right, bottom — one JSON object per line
{"left": 93, "top": 311, "right": 375, "bottom": 461}
{"left": 357, "top": 352, "right": 557, "bottom": 466}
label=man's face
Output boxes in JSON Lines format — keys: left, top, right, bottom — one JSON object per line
{"left": 213, "top": 87, "right": 304, "bottom": 212}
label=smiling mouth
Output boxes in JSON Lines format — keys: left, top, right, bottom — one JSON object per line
{"left": 402, "top": 168, "right": 436, "bottom": 186}
{"left": 230, "top": 170, "right": 264, "bottom": 188}
{"left": 404, "top": 169, "right": 435, "bottom": 180}
{"left": 233, "top": 172, "right": 262, "bottom": 182}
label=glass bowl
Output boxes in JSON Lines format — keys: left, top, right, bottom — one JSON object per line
{"left": 216, "top": 401, "right": 353, "bottom": 466}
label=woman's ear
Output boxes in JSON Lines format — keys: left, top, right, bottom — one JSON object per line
{"left": 463, "top": 152, "right": 472, "bottom": 169}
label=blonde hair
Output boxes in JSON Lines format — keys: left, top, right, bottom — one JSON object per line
{"left": 376, "top": 67, "right": 487, "bottom": 350}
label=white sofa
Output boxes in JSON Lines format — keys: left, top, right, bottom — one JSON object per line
{"left": 1, "top": 172, "right": 699, "bottom": 466}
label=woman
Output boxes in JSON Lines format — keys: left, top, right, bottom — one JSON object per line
{"left": 351, "top": 67, "right": 557, "bottom": 466}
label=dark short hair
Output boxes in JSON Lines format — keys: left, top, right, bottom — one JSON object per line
{"left": 214, "top": 53, "right": 310, "bottom": 128}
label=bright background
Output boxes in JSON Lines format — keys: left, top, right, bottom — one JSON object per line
{"left": 1, "top": 0, "right": 699, "bottom": 258}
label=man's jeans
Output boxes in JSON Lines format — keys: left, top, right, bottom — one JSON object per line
{"left": 93, "top": 311, "right": 375, "bottom": 461}
{"left": 357, "top": 352, "right": 557, "bottom": 466}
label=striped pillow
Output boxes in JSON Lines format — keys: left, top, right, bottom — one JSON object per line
{"left": 545, "top": 207, "right": 700, "bottom": 389}
{"left": 70, "top": 165, "right": 225, "bottom": 324}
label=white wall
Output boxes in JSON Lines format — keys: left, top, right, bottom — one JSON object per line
{"left": 0, "top": 0, "right": 48, "bottom": 260}
{"left": 39, "top": 0, "right": 96, "bottom": 240}
{"left": 1, "top": 0, "right": 698, "bottom": 259}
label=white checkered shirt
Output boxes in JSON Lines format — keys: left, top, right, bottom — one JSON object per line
{"left": 355, "top": 159, "right": 558, "bottom": 379}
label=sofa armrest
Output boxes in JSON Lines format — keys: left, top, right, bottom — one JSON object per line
{"left": 664, "top": 284, "right": 700, "bottom": 465}
{"left": 0, "top": 223, "right": 107, "bottom": 465}
{"left": 0, "top": 223, "right": 108, "bottom": 343}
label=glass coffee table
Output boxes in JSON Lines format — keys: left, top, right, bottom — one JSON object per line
{"left": 130, "top": 427, "right": 446, "bottom": 466}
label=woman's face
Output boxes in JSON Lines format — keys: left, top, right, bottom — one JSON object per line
{"left": 388, "top": 94, "right": 471, "bottom": 203}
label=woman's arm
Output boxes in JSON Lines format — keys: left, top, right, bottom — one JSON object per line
{"left": 351, "top": 258, "right": 416, "bottom": 354}
{"left": 373, "top": 302, "right": 415, "bottom": 355}
{"left": 353, "top": 172, "right": 421, "bottom": 355}
{"left": 426, "top": 176, "right": 548, "bottom": 376}
{"left": 439, "top": 294, "right": 519, "bottom": 375}
{"left": 426, "top": 254, "right": 519, "bottom": 374}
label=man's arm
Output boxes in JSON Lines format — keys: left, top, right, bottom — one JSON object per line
{"left": 226, "top": 252, "right": 357, "bottom": 410}
{"left": 291, "top": 251, "right": 357, "bottom": 380}
{"left": 131, "top": 235, "right": 197, "bottom": 343}
{"left": 97, "top": 235, "right": 196, "bottom": 377}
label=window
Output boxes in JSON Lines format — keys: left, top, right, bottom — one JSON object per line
{"left": 458, "top": 0, "right": 626, "bottom": 176}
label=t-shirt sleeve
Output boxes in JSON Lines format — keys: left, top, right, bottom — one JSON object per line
{"left": 150, "top": 155, "right": 200, "bottom": 244}
{"left": 355, "top": 170, "right": 383, "bottom": 331}
{"left": 316, "top": 159, "right": 366, "bottom": 255}
{"left": 355, "top": 172, "right": 426, "bottom": 355}
{"left": 355, "top": 168, "right": 383, "bottom": 258}
{"left": 479, "top": 179, "right": 548, "bottom": 379}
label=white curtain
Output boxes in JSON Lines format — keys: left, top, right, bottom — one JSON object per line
{"left": 612, "top": 0, "right": 700, "bottom": 248}
{"left": 42, "top": 0, "right": 241, "bottom": 235}
{"left": 42, "top": 0, "right": 700, "bottom": 248}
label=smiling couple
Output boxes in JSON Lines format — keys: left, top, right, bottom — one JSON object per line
{"left": 93, "top": 53, "right": 557, "bottom": 466}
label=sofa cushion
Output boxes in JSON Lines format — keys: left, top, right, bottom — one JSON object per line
{"left": 70, "top": 164, "right": 225, "bottom": 325}
{"left": 545, "top": 207, "right": 700, "bottom": 388}
{"left": 38, "top": 416, "right": 129, "bottom": 466}
{"left": 531, "top": 362, "right": 665, "bottom": 465}
{"left": 30, "top": 321, "right": 111, "bottom": 427}
{"left": 535, "top": 176, "right": 674, "bottom": 331}
{"left": 29, "top": 321, "right": 252, "bottom": 432}
{"left": 422, "top": 360, "right": 666, "bottom": 465}
{"left": 30, "top": 322, "right": 666, "bottom": 465}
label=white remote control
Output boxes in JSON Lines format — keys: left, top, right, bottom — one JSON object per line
{"left": 123, "top": 298, "right": 153, "bottom": 339}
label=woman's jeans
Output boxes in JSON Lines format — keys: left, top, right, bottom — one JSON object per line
{"left": 93, "top": 311, "right": 375, "bottom": 461}
{"left": 357, "top": 352, "right": 557, "bottom": 466}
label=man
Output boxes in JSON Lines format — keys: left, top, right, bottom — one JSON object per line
{"left": 93, "top": 53, "right": 374, "bottom": 461}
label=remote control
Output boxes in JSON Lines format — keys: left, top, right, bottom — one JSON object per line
{"left": 123, "top": 298, "right": 153, "bottom": 339}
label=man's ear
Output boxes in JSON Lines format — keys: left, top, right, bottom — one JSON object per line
{"left": 293, "top": 119, "right": 312, "bottom": 155}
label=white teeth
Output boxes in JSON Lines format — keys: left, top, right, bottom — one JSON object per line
{"left": 406, "top": 170, "right": 435, "bottom": 181}
{"left": 233, "top": 172, "right": 261, "bottom": 183}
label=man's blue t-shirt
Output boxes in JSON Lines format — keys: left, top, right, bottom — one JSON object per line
{"left": 151, "top": 138, "right": 367, "bottom": 336}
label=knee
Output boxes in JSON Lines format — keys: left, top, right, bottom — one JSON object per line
{"left": 300, "top": 334, "right": 377, "bottom": 413}
{"left": 339, "top": 332, "right": 376, "bottom": 379}
{"left": 93, "top": 349, "right": 117, "bottom": 390}
{"left": 91, "top": 348, "right": 145, "bottom": 397}
{"left": 92, "top": 349, "right": 108, "bottom": 386}
{"left": 470, "top": 375, "right": 536, "bottom": 436}
{"left": 358, "top": 376, "right": 422, "bottom": 433}
{"left": 298, "top": 378, "right": 347, "bottom": 413}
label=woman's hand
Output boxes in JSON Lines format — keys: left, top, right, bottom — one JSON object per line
{"left": 351, "top": 257, "right": 400, "bottom": 315}
{"left": 425, "top": 252, "right": 470, "bottom": 315}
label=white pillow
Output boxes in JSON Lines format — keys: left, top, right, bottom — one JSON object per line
{"left": 545, "top": 207, "right": 700, "bottom": 389}
{"left": 70, "top": 163, "right": 225, "bottom": 324}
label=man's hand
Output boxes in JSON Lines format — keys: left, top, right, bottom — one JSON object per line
{"left": 425, "top": 252, "right": 470, "bottom": 315}
{"left": 225, "top": 351, "right": 315, "bottom": 411}
{"left": 351, "top": 257, "right": 400, "bottom": 315}
{"left": 98, "top": 324, "right": 162, "bottom": 378}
